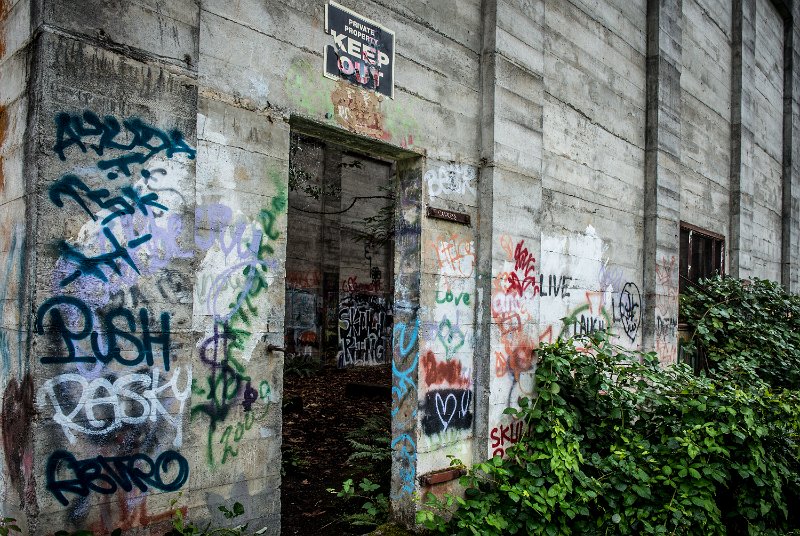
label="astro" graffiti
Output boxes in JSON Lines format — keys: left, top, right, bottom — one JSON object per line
{"left": 46, "top": 449, "right": 189, "bottom": 506}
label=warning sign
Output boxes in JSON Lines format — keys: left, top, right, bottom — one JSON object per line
{"left": 324, "top": 1, "right": 395, "bottom": 98}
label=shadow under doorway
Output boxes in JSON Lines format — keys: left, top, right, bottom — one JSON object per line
{"left": 281, "top": 133, "right": 395, "bottom": 536}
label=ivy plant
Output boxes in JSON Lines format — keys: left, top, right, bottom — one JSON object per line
{"left": 681, "top": 276, "right": 800, "bottom": 389}
{"left": 418, "top": 329, "right": 800, "bottom": 535}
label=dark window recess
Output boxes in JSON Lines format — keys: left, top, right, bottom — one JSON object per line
{"left": 679, "top": 223, "right": 725, "bottom": 294}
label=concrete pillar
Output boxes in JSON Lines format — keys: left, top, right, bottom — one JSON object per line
{"left": 779, "top": 0, "right": 797, "bottom": 291}
{"left": 730, "top": 0, "right": 757, "bottom": 280}
{"left": 390, "top": 159, "right": 423, "bottom": 524}
{"left": 790, "top": 2, "right": 800, "bottom": 292}
{"left": 473, "top": 0, "right": 545, "bottom": 463}
{"left": 728, "top": 0, "right": 756, "bottom": 277}
{"left": 643, "top": 0, "right": 682, "bottom": 364}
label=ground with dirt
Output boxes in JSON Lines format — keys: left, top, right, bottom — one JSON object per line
{"left": 280, "top": 363, "right": 392, "bottom": 536}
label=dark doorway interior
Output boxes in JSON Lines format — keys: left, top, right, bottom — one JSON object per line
{"left": 283, "top": 133, "right": 394, "bottom": 366}
{"left": 281, "top": 134, "right": 394, "bottom": 535}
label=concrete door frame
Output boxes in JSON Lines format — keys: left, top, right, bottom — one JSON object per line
{"left": 287, "top": 116, "right": 425, "bottom": 524}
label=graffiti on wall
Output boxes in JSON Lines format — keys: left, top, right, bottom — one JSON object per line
{"left": 286, "top": 269, "right": 322, "bottom": 289}
{"left": 337, "top": 294, "right": 390, "bottom": 367}
{"left": 36, "top": 297, "right": 171, "bottom": 368}
{"left": 1, "top": 374, "right": 35, "bottom": 509}
{"left": 655, "top": 256, "right": 678, "bottom": 364}
{"left": 425, "top": 164, "right": 476, "bottom": 199}
{"left": 391, "top": 175, "right": 422, "bottom": 500}
{"left": 0, "top": 104, "right": 7, "bottom": 192}
{"left": 43, "top": 110, "right": 285, "bottom": 485}
{"left": 489, "top": 227, "right": 646, "bottom": 457}
{"left": 490, "top": 418, "right": 524, "bottom": 458}
{"left": 0, "top": 223, "right": 25, "bottom": 378}
{"left": 419, "top": 209, "right": 476, "bottom": 451}
{"left": 37, "top": 111, "right": 196, "bottom": 510}
{"left": 432, "top": 234, "right": 475, "bottom": 278}
{"left": 492, "top": 236, "right": 538, "bottom": 408}
{"left": 391, "top": 319, "right": 419, "bottom": 498}
{"left": 616, "top": 282, "right": 641, "bottom": 342}
{"left": 420, "top": 388, "right": 473, "bottom": 436}
{"left": 38, "top": 367, "right": 191, "bottom": 446}
{"left": 192, "top": 193, "right": 284, "bottom": 468}
{"left": 46, "top": 449, "right": 189, "bottom": 506}
{"left": 285, "top": 289, "right": 318, "bottom": 357}
{"left": 53, "top": 111, "right": 195, "bottom": 179}
{"left": 331, "top": 81, "right": 390, "bottom": 140}
{"left": 284, "top": 58, "right": 417, "bottom": 147}
{"left": 558, "top": 291, "right": 612, "bottom": 340}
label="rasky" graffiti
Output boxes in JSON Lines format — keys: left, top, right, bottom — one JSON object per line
{"left": 38, "top": 367, "right": 191, "bottom": 446}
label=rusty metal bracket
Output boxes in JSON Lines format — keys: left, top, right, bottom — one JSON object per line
{"left": 419, "top": 467, "right": 466, "bottom": 487}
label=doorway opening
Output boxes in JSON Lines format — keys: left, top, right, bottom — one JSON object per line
{"left": 281, "top": 131, "right": 397, "bottom": 535}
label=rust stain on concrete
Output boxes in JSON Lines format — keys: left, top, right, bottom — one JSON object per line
{"left": 0, "top": 0, "right": 8, "bottom": 59}
{"left": 1, "top": 374, "right": 34, "bottom": 502}
{"left": 330, "top": 80, "right": 390, "bottom": 140}
{"left": 234, "top": 164, "right": 250, "bottom": 182}
{"left": 0, "top": 104, "right": 7, "bottom": 194}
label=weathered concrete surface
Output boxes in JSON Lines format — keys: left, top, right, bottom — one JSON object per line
{"left": 680, "top": 0, "right": 731, "bottom": 235}
{"left": 749, "top": 0, "right": 784, "bottom": 282}
{"left": 0, "top": 0, "right": 35, "bottom": 528}
{"left": 643, "top": 0, "right": 682, "bottom": 365}
{"left": 0, "top": 0, "right": 797, "bottom": 533}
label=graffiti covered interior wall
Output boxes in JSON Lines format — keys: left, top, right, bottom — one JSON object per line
{"left": 284, "top": 134, "right": 394, "bottom": 367}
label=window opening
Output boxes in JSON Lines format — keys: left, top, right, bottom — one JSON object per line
{"left": 679, "top": 222, "right": 725, "bottom": 294}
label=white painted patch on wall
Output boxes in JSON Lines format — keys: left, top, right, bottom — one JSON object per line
{"left": 248, "top": 75, "right": 270, "bottom": 102}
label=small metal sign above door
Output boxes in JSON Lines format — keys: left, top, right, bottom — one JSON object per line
{"left": 324, "top": 1, "right": 395, "bottom": 98}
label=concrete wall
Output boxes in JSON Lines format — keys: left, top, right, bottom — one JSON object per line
{"left": 749, "top": 0, "right": 784, "bottom": 281}
{"left": 0, "top": 0, "right": 34, "bottom": 523}
{"left": 0, "top": 0, "right": 796, "bottom": 533}
{"left": 679, "top": 0, "right": 732, "bottom": 236}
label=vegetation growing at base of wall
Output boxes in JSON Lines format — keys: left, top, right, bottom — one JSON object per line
{"left": 2, "top": 501, "right": 266, "bottom": 536}
{"left": 680, "top": 276, "right": 800, "bottom": 389}
{"left": 419, "top": 278, "right": 800, "bottom": 535}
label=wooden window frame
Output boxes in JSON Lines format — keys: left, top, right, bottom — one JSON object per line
{"left": 679, "top": 222, "right": 725, "bottom": 294}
